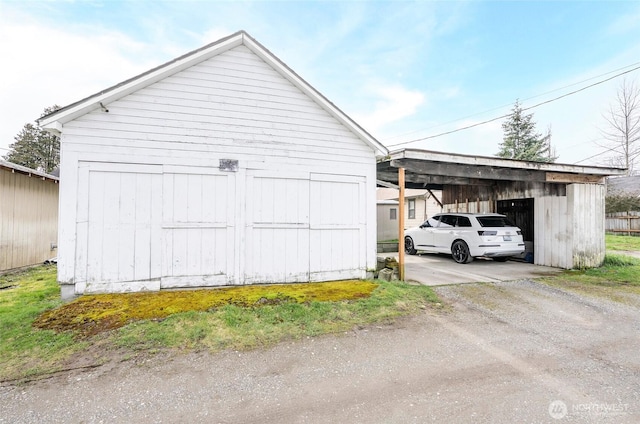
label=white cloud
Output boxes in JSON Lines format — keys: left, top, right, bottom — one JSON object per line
{"left": 354, "top": 85, "right": 425, "bottom": 134}
{"left": 0, "top": 11, "right": 159, "bottom": 152}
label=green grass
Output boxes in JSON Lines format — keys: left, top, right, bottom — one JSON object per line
{"left": 0, "top": 265, "right": 86, "bottom": 381}
{"left": 114, "top": 280, "right": 439, "bottom": 351}
{"left": 0, "top": 265, "right": 439, "bottom": 382}
{"left": 539, "top": 254, "right": 640, "bottom": 303}
{"left": 606, "top": 234, "right": 640, "bottom": 251}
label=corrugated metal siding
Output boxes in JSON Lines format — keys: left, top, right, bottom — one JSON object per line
{"left": 58, "top": 45, "right": 377, "bottom": 293}
{"left": 0, "top": 168, "right": 58, "bottom": 271}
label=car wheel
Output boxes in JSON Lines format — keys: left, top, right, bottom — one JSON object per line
{"left": 493, "top": 257, "right": 509, "bottom": 262}
{"left": 451, "top": 240, "right": 473, "bottom": 264}
{"left": 404, "top": 236, "right": 417, "bottom": 255}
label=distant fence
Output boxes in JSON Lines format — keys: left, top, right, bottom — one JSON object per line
{"left": 606, "top": 211, "right": 640, "bottom": 236}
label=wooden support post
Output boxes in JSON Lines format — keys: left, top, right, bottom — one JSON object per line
{"left": 398, "top": 168, "right": 405, "bottom": 281}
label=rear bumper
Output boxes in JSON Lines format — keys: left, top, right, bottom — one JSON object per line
{"left": 471, "top": 244, "right": 525, "bottom": 258}
{"left": 482, "top": 250, "right": 525, "bottom": 258}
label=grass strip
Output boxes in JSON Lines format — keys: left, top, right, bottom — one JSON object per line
{"left": 1, "top": 266, "right": 439, "bottom": 382}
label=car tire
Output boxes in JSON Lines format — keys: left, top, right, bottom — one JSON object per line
{"left": 451, "top": 240, "right": 473, "bottom": 264}
{"left": 404, "top": 236, "right": 417, "bottom": 255}
{"left": 493, "top": 257, "right": 509, "bottom": 262}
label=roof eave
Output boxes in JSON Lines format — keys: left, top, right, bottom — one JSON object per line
{"left": 37, "top": 30, "right": 388, "bottom": 157}
{"left": 38, "top": 31, "right": 245, "bottom": 128}
{"left": 388, "top": 148, "right": 627, "bottom": 177}
{"left": 241, "top": 33, "right": 388, "bottom": 157}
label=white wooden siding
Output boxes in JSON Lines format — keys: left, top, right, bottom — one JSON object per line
{"left": 567, "top": 184, "right": 605, "bottom": 268}
{"left": 534, "top": 196, "right": 570, "bottom": 269}
{"left": 0, "top": 168, "right": 58, "bottom": 271}
{"left": 57, "top": 44, "right": 378, "bottom": 293}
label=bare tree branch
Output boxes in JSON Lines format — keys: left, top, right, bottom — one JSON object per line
{"left": 599, "top": 78, "right": 640, "bottom": 175}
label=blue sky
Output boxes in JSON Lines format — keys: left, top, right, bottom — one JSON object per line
{"left": 1, "top": 0, "right": 640, "bottom": 167}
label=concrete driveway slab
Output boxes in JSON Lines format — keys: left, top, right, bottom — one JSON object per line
{"left": 378, "top": 252, "right": 562, "bottom": 286}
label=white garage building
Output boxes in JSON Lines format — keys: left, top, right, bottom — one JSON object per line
{"left": 40, "top": 31, "right": 388, "bottom": 298}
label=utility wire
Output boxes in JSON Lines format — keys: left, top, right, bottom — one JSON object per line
{"left": 385, "top": 60, "right": 640, "bottom": 142}
{"left": 386, "top": 63, "right": 640, "bottom": 148}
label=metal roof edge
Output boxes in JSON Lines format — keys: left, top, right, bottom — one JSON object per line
{"left": 0, "top": 160, "right": 59, "bottom": 182}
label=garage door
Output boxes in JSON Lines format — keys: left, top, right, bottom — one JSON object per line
{"left": 80, "top": 164, "right": 162, "bottom": 288}
{"left": 244, "top": 172, "right": 367, "bottom": 283}
{"left": 310, "top": 174, "right": 366, "bottom": 281}
{"left": 160, "top": 167, "right": 236, "bottom": 288}
{"left": 244, "top": 171, "right": 310, "bottom": 283}
{"left": 77, "top": 164, "right": 366, "bottom": 289}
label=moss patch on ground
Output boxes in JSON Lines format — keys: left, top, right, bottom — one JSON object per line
{"left": 3, "top": 266, "right": 439, "bottom": 382}
{"left": 34, "top": 281, "right": 379, "bottom": 337}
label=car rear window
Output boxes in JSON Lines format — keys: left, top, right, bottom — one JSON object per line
{"left": 476, "top": 216, "right": 516, "bottom": 227}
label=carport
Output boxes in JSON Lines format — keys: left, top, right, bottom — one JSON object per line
{"left": 377, "top": 149, "right": 626, "bottom": 271}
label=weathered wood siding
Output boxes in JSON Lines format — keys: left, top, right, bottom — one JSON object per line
{"left": 0, "top": 167, "right": 58, "bottom": 271}
{"left": 534, "top": 196, "right": 570, "bottom": 268}
{"left": 443, "top": 200, "right": 493, "bottom": 213}
{"left": 443, "top": 181, "right": 566, "bottom": 205}
{"left": 567, "top": 184, "right": 605, "bottom": 268}
{"left": 58, "top": 45, "right": 377, "bottom": 294}
{"left": 606, "top": 211, "right": 640, "bottom": 235}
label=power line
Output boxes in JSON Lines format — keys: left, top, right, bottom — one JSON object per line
{"left": 384, "top": 60, "right": 640, "bottom": 142}
{"left": 386, "top": 63, "right": 640, "bottom": 148}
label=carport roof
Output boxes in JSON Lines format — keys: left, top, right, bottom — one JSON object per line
{"left": 377, "top": 148, "right": 627, "bottom": 189}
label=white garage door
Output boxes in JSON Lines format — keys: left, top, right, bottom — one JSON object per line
{"left": 77, "top": 164, "right": 366, "bottom": 289}
{"left": 310, "top": 173, "right": 366, "bottom": 281}
{"left": 244, "top": 172, "right": 366, "bottom": 283}
{"left": 160, "top": 167, "right": 236, "bottom": 288}
{"left": 80, "top": 164, "right": 162, "bottom": 288}
{"left": 244, "top": 171, "right": 310, "bottom": 283}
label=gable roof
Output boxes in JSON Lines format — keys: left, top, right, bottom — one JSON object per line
{"left": 38, "top": 30, "right": 388, "bottom": 156}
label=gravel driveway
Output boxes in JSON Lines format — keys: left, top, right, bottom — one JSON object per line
{"left": 1, "top": 280, "right": 638, "bottom": 423}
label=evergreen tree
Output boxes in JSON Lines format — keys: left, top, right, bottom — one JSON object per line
{"left": 497, "top": 100, "right": 556, "bottom": 163}
{"left": 4, "top": 106, "right": 60, "bottom": 173}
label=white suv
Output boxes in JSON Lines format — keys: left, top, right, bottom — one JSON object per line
{"left": 404, "top": 213, "right": 525, "bottom": 264}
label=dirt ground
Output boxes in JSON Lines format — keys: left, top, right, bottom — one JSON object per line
{"left": 1, "top": 280, "right": 639, "bottom": 423}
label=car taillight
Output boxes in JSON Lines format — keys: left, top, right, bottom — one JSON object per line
{"left": 478, "top": 231, "right": 497, "bottom": 236}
